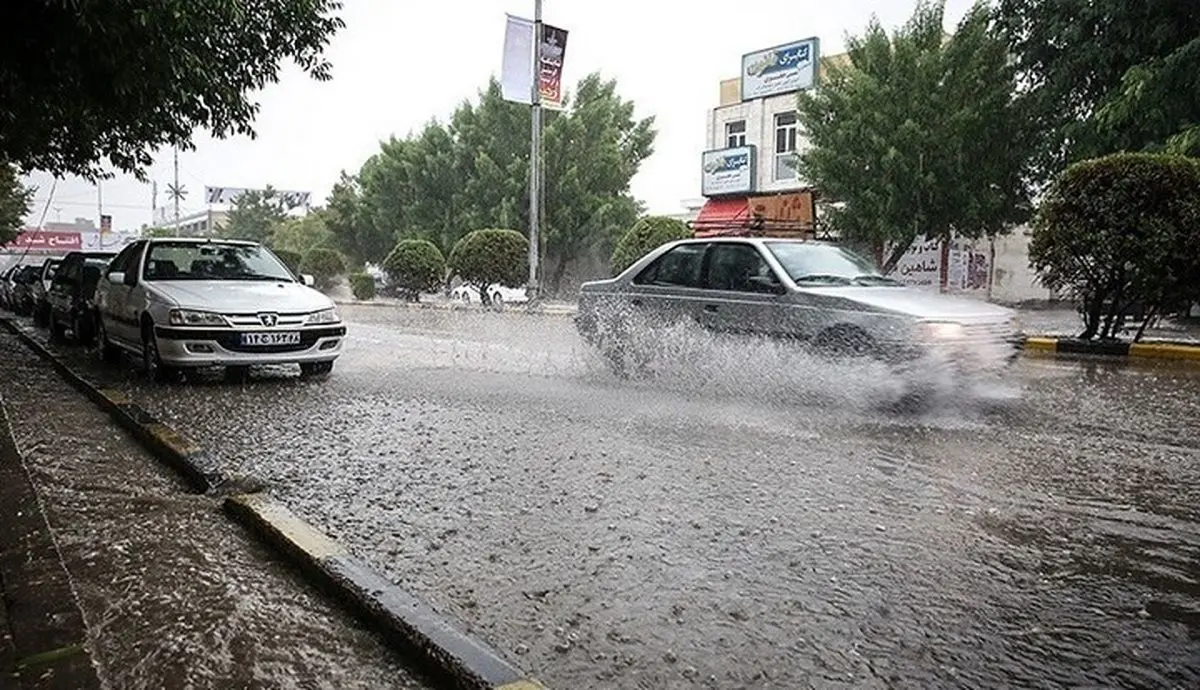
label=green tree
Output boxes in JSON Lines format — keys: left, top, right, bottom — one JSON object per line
{"left": 141, "top": 225, "right": 173, "bottom": 238}
{"left": 272, "top": 248, "right": 303, "bottom": 275}
{"left": 381, "top": 239, "right": 446, "bottom": 301}
{"left": 797, "top": 1, "right": 1030, "bottom": 272}
{"left": 0, "top": 1, "right": 342, "bottom": 180}
{"left": 0, "top": 163, "right": 33, "bottom": 246}
{"left": 299, "top": 247, "right": 346, "bottom": 291}
{"left": 348, "top": 271, "right": 376, "bottom": 301}
{"left": 611, "top": 216, "right": 691, "bottom": 275}
{"left": 270, "top": 210, "right": 333, "bottom": 256}
{"left": 448, "top": 229, "right": 527, "bottom": 306}
{"left": 324, "top": 171, "right": 392, "bottom": 267}
{"left": 996, "top": 0, "right": 1200, "bottom": 180}
{"left": 222, "top": 187, "right": 288, "bottom": 243}
{"left": 1029, "top": 153, "right": 1200, "bottom": 340}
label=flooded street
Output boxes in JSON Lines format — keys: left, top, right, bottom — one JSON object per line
{"left": 23, "top": 305, "right": 1200, "bottom": 688}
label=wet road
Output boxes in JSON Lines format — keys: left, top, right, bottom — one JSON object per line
{"left": 20, "top": 305, "right": 1200, "bottom": 688}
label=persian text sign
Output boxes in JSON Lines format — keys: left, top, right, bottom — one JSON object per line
{"left": 741, "top": 38, "right": 819, "bottom": 100}
{"left": 539, "top": 24, "right": 568, "bottom": 109}
{"left": 204, "top": 186, "right": 311, "bottom": 208}
{"left": 4, "top": 231, "right": 82, "bottom": 251}
{"left": 701, "top": 146, "right": 755, "bottom": 196}
{"left": 890, "top": 238, "right": 942, "bottom": 288}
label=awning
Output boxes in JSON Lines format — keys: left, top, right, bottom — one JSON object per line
{"left": 689, "top": 198, "right": 750, "bottom": 237}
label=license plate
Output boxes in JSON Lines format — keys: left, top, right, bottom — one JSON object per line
{"left": 240, "top": 331, "right": 300, "bottom": 346}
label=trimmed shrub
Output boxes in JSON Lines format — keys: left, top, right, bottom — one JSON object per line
{"left": 448, "top": 229, "right": 527, "bottom": 306}
{"left": 349, "top": 271, "right": 376, "bottom": 301}
{"left": 611, "top": 216, "right": 691, "bottom": 275}
{"left": 299, "top": 247, "right": 346, "bottom": 291}
{"left": 273, "top": 248, "right": 302, "bottom": 275}
{"left": 1031, "top": 152, "right": 1200, "bottom": 340}
{"left": 382, "top": 239, "right": 446, "bottom": 301}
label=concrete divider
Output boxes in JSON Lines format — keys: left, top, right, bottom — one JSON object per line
{"left": 1020, "top": 335, "right": 1200, "bottom": 362}
{"left": 0, "top": 316, "right": 546, "bottom": 689}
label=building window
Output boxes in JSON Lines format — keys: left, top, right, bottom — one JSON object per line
{"left": 725, "top": 120, "right": 747, "bottom": 148}
{"left": 774, "top": 111, "right": 799, "bottom": 181}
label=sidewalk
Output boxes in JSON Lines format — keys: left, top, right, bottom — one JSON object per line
{"left": 1018, "top": 307, "right": 1200, "bottom": 344}
{"left": 0, "top": 331, "right": 430, "bottom": 689}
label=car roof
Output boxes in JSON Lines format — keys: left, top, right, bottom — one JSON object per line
{"left": 667, "top": 236, "right": 836, "bottom": 249}
{"left": 146, "top": 237, "right": 258, "bottom": 246}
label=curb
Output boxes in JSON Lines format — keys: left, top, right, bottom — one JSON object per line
{"left": 335, "top": 299, "right": 577, "bottom": 318}
{"left": 1022, "top": 335, "right": 1200, "bottom": 361}
{"left": 0, "top": 316, "right": 546, "bottom": 690}
{"left": 0, "top": 393, "right": 103, "bottom": 689}
{"left": 0, "top": 318, "right": 226, "bottom": 494}
{"left": 225, "top": 494, "right": 543, "bottom": 690}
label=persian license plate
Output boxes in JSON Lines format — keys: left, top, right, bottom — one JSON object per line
{"left": 240, "top": 331, "right": 300, "bottom": 347}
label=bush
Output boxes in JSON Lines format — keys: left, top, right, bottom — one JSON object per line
{"left": 299, "top": 247, "right": 347, "bottom": 291}
{"left": 1030, "top": 152, "right": 1200, "bottom": 340}
{"left": 382, "top": 239, "right": 446, "bottom": 301}
{"left": 349, "top": 271, "right": 376, "bottom": 301}
{"left": 448, "top": 229, "right": 527, "bottom": 306}
{"left": 273, "top": 248, "right": 302, "bottom": 275}
{"left": 610, "top": 216, "right": 691, "bottom": 275}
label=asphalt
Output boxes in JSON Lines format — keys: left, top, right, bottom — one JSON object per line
{"left": 10, "top": 305, "right": 1200, "bottom": 689}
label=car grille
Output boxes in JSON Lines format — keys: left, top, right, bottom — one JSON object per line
{"left": 223, "top": 312, "right": 309, "bottom": 327}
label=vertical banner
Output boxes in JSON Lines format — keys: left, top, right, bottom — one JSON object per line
{"left": 99, "top": 214, "right": 112, "bottom": 234}
{"left": 538, "top": 24, "right": 568, "bottom": 110}
{"left": 501, "top": 15, "right": 534, "bottom": 104}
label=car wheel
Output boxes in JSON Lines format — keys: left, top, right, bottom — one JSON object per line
{"left": 74, "top": 312, "right": 94, "bottom": 346}
{"left": 299, "top": 361, "right": 334, "bottom": 378}
{"left": 96, "top": 318, "right": 121, "bottom": 363}
{"left": 812, "top": 325, "right": 877, "bottom": 359}
{"left": 459, "top": 291, "right": 471, "bottom": 303}
{"left": 142, "top": 326, "right": 177, "bottom": 382}
{"left": 224, "top": 365, "right": 251, "bottom": 383}
{"left": 49, "top": 312, "right": 67, "bottom": 342}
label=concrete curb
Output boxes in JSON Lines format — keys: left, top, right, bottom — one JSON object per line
{"left": 224, "top": 494, "right": 544, "bottom": 690}
{"left": 0, "top": 316, "right": 547, "bottom": 690}
{"left": 0, "top": 318, "right": 226, "bottom": 494}
{"left": 1022, "top": 335, "right": 1200, "bottom": 361}
{"left": 335, "top": 299, "right": 577, "bottom": 318}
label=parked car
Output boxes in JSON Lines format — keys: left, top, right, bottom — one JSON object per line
{"left": 575, "top": 237, "right": 1020, "bottom": 381}
{"left": 0, "top": 263, "right": 26, "bottom": 309}
{"left": 450, "top": 282, "right": 529, "bottom": 306}
{"left": 8, "top": 265, "right": 43, "bottom": 315}
{"left": 46, "top": 251, "right": 117, "bottom": 344}
{"left": 30, "top": 257, "right": 65, "bottom": 326}
{"left": 93, "top": 238, "right": 345, "bottom": 381}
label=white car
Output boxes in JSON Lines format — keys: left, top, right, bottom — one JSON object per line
{"left": 450, "top": 282, "right": 529, "bottom": 306}
{"left": 94, "top": 237, "right": 345, "bottom": 381}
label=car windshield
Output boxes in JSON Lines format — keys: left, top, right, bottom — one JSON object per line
{"left": 763, "top": 242, "right": 901, "bottom": 286}
{"left": 143, "top": 242, "right": 295, "bottom": 282}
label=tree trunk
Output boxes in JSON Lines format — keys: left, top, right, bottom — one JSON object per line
{"left": 1133, "top": 304, "right": 1158, "bottom": 342}
{"left": 1080, "top": 295, "right": 1103, "bottom": 340}
{"left": 549, "top": 259, "right": 569, "bottom": 298}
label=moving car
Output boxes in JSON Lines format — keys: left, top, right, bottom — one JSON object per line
{"left": 94, "top": 238, "right": 346, "bottom": 381}
{"left": 575, "top": 237, "right": 1020, "bottom": 379}
{"left": 451, "top": 282, "right": 529, "bottom": 306}
{"left": 46, "top": 251, "right": 117, "bottom": 344}
{"left": 31, "top": 257, "right": 65, "bottom": 326}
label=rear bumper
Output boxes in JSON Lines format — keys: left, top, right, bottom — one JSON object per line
{"left": 154, "top": 325, "right": 346, "bottom": 367}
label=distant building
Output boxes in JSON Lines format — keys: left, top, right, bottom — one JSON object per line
{"left": 149, "top": 209, "right": 229, "bottom": 237}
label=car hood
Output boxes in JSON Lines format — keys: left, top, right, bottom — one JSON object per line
{"left": 810, "top": 286, "right": 1013, "bottom": 321}
{"left": 147, "top": 280, "right": 333, "bottom": 313}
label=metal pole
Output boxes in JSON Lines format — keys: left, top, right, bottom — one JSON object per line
{"left": 97, "top": 181, "right": 103, "bottom": 248}
{"left": 173, "top": 147, "right": 181, "bottom": 225}
{"left": 527, "top": 0, "right": 543, "bottom": 301}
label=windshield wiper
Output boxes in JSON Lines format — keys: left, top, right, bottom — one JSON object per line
{"left": 229, "top": 274, "right": 293, "bottom": 282}
{"left": 851, "top": 274, "right": 901, "bottom": 286}
{"left": 793, "top": 273, "right": 854, "bottom": 285}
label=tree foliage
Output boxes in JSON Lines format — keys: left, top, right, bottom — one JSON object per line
{"left": 299, "top": 247, "right": 346, "bottom": 291}
{"left": 797, "top": 0, "right": 1030, "bottom": 271}
{"left": 348, "top": 271, "right": 376, "bottom": 301}
{"left": 448, "top": 229, "right": 527, "bottom": 306}
{"left": 996, "top": 0, "right": 1200, "bottom": 181}
{"left": 0, "top": 163, "right": 33, "bottom": 246}
{"left": 221, "top": 188, "right": 288, "bottom": 243}
{"left": 270, "top": 211, "right": 333, "bottom": 256}
{"left": 610, "top": 216, "right": 691, "bottom": 275}
{"left": 0, "top": 0, "right": 344, "bottom": 179}
{"left": 1029, "top": 153, "right": 1200, "bottom": 340}
{"left": 325, "top": 74, "right": 654, "bottom": 294}
{"left": 272, "top": 248, "right": 303, "bottom": 275}
{"left": 381, "top": 239, "right": 445, "bottom": 301}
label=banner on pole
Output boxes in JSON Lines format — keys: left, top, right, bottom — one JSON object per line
{"left": 501, "top": 15, "right": 534, "bottom": 104}
{"left": 538, "top": 24, "right": 568, "bottom": 110}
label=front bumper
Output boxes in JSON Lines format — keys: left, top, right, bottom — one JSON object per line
{"left": 153, "top": 324, "right": 346, "bottom": 367}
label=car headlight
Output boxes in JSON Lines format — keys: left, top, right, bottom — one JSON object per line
{"left": 168, "top": 309, "right": 228, "bottom": 327}
{"left": 306, "top": 308, "right": 340, "bottom": 325}
{"left": 915, "top": 320, "right": 965, "bottom": 340}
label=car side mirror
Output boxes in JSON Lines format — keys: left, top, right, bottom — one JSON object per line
{"left": 108, "top": 272, "right": 125, "bottom": 285}
{"left": 301, "top": 274, "right": 315, "bottom": 287}
{"left": 749, "top": 275, "right": 786, "bottom": 295}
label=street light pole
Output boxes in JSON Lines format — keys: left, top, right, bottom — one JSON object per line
{"left": 527, "top": 0, "right": 543, "bottom": 302}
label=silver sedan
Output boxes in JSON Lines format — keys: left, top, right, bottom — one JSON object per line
{"left": 575, "top": 237, "right": 1021, "bottom": 379}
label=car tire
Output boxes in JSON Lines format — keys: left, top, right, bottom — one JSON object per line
{"left": 74, "top": 312, "right": 94, "bottom": 346}
{"left": 491, "top": 292, "right": 504, "bottom": 308}
{"left": 224, "top": 365, "right": 251, "bottom": 383}
{"left": 299, "top": 361, "right": 334, "bottom": 378}
{"left": 33, "top": 304, "right": 48, "bottom": 327}
{"left": 96, "top": 318, "right": 121, "bottom": 363}
{"left": 812, "top": 325, "right": 876, "bottom": 359}
{"left": 49, "top": 313, "right": 67, "bottom": 342}
{"left": 142, "top": 325, "right": 176, "bottom": 383}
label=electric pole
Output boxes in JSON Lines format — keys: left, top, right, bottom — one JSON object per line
{"left": 527, "top": 0, "right": 543, "bottom": 303}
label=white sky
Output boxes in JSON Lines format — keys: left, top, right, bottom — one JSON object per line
{"left": 22, "top": 0, "right": 975, "bottom": 230}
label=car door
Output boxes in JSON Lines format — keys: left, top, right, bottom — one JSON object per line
{"left": 100, "top": 242, "right": 144, "bottom": 345}
{"left": 696, "top": 242, "right": 790, "bottom": 338}
{"left": 626, "top": 242, "right": 711, "bottom": 329}
{"left": 47, "top": 256, "right": 77, "bottom": 320}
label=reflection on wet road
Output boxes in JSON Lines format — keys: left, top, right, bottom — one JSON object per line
{"left": 32, "top": 306, "right": 1200, "bottom": 688}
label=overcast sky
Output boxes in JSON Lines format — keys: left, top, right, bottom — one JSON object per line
{"left": 22, "top": 0, "right": 975, "bottom": 230}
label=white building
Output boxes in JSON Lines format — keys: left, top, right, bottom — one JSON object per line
{"left": 148, "top": 208, "right": 229, "bottom": 237}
